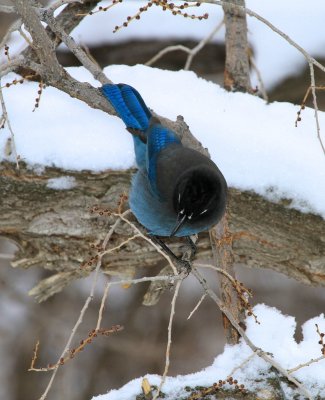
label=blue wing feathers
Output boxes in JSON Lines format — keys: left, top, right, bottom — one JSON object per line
{"left": 147, "top": 123, "right": 180, "bottom": 194}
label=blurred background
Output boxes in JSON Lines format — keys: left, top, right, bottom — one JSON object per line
{"left": 1, "top": 1, "right": 325, "bottom": 399}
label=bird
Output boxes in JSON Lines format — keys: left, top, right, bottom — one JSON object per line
{"left": 101, "top": 83, "right": 227, "bottom": 239}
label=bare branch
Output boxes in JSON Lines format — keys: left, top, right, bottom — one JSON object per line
{"left": 145, "top": 19, "right": 224, "bottom": 71}
{"left": 308, "top": 62, "right": 325, "bottom": 156}
{"left": 227, "top": 352, "right": 257, "bottom": 378}
{"left": 185, "top": 18, "right": 224, "bottom": 70}
{"left": 287, "top": 355, "right": 325, "bottom": 375}
{"left": 0, "top": 5, "right": 16, "bottom": 13}
{"left": 0, "top": 19, "right": 22, "bottom": 50}
{"left": 249, "top": 53, "right": 268, "bottom": 101}
{"left": 146, "top": 44, "right": 191, "bottom": 67}
{"left": 153, "top": 279, "right": 182, "bottom": 400}
{"left": 38, "top": 209, "right": 129, "bottom": 399}
{"left": 46, "top": 0, "right": 83, "bottom": 14}
{"left": 193, "top": 0, "right": 325, "bottom": 73}
{"left": 39, "top": 8, "right": 110, "bottom": 84}
{"left": 187, "top": 293, "right": 206, "bottom": 320}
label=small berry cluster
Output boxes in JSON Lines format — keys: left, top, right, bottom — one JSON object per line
{"left": 113, "top": 1, "right": 208, "bottom": 33}
{"left": 233, "top": 278, "right": 260, "bottom": 324}
{"left": 316, "top": 323, "right": 325, "bottom": 355}
{"left": 2, "top": 73, "right": 45, "bottom": 112}
{"left": 4, "top": 44, "right": 10, "bottom": 60}
{"left": 33, "top": 81, "right": 45, "bottom": 112}
{"left": 186, "top": 377, "right": 247, "bottom": 399}
{"left": 89, "top": 193, "right": 128, "bottom": 217}
{"left": 88, "top": 0, "right": 208, "bottom": 33}
{"left": 3, "top": 77, "right": 25, "bottom": 89}
{"left": 295, "top": 85, "right": 325, "bottom": 127}
{"left": 2, "top": 72, "right": 38, "bottom": 90}
{"left": 295, "top": 104, "right": 305, "bottom": 126}
{"left": 88, "top": 0, "right": 123, "bottom": 16}
{"left": 30, "top": 326, "right": 123, "bottom": 371}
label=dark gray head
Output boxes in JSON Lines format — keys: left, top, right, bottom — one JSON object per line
{"left": 156, "top": 145, "right": 227, "bottom": 236}
{"left": 170, "top": 165, "right": 227, "bottom": 236}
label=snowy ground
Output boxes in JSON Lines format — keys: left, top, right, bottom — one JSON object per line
{"left": 92, "top": 304, "right": 325, "bottom": 400}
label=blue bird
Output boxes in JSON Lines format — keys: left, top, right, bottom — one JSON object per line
{"left": 101, "top": 83, "right": 227, "bottom": 238}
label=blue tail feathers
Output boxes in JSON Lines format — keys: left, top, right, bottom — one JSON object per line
{"left": 101, "top": 84, "right": 152, "bottom": 131}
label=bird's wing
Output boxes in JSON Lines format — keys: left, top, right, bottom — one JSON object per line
{"left": 146, "top": 119, "right": 181, "bottom": 194}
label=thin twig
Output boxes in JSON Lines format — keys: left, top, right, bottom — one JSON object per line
{"left": 287, "top": 355, "right": 325, "bottom": 374}
{"left": 153, "top": 279, "right": 182, "bottom": 400}
{"left": 0, "top": 19, "right": 22, "bottom": 50}
{"left": 0, "top": 5, "right": 16, "bottom": 13}
{"left": 227, "top": 352, "right": 256, "bottom": 378}
{"left": 187, "top": 293, "right": 206, "bottom": 320}
{"left": 39, "top": 260, "right": 102, "bottom": 399}
{"left": 145, "top": 19, "right": 224, "bottom": 71}
{"left": 185, "top": 18, "right": 224, "bottom": 70}
{"left": 46, "top": 0, "right": 83, "bottom": 14}
{"left": 0, "top": 253, "right": 15, "bottom": 260}
{"left": 96, "top": 280, "right": 110, "bottom": 331}
{"left": 18, "top": 26, "right": 35, "bottom": 48}
{"left": 309, "top": 62, "right": 325, "bottom": 156}
{"left": 115, "top": 212, "right": 178, "bottom": 275}
{"left": 40, "top": 8, "right": 110, "bottom": 84}
{"left": 38, "top": 210, "right": 130, "bottom": 400}
{"left": 146, "top": 44, "right": 190, "bottom": 66}
{"left": 194, "top": 262, "right": 239, "bottom": 286}
{"left": 193, "top": 0, "right": 325, "bottom": 73}
{"left": 249, "top": 54, "right": 268, "bottom": 101}
{"left": 100, "top": 234, "right": 140, "bottom": 256}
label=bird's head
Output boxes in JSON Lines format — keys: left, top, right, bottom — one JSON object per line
{"left": 170, "top": 167, "right": 225, "bottom": 236}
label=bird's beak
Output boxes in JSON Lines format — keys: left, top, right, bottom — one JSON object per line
{"left": 170, "top": 213, "right": 187, "bottom": 237}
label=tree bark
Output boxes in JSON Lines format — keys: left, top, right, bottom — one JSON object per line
{"left": 222, "top": 0, "right": 252, "bottom": 92}
{"left": 1, "top": 161, "right": 324, "bottom": 302}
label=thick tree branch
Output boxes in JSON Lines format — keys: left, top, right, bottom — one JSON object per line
{"left": 222, "top": 0, "right": 251, "bottom": 92}
{"left": 0, "top": 162, "right": 324, "bottom": 301}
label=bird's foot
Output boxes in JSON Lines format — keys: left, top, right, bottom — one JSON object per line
{"left": 151, "top": 236, "right": 192, "bottom": 275}
{"left": 175, "top": 258, "right": 192, "bottom": 276}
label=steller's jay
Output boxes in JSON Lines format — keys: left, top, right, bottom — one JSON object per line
{"left": 101, "top": 83, "right": 227, "bottom": 238}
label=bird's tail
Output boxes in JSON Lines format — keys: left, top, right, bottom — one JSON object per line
{"left": 101, "top": 84, "right": 152, "bottom": 131}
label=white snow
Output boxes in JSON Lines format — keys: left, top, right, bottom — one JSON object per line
{"left": 47, "top": 176, "right": 77, "bottom": 190}
{"left": 1, "top": 65, "right": 325, "bottom": 218}
{"left": 92, "top": 304, "right": 325, "bottom": 400}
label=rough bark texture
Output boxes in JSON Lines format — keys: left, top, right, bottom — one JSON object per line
{"left": 222, "top": 0, "right": 252, "bottom": 92}
{"left": 1, "top": 161, "right": 324, "bottom": 302}
{"left": 210, "top": 216, "right": 244, "bottom": 345}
